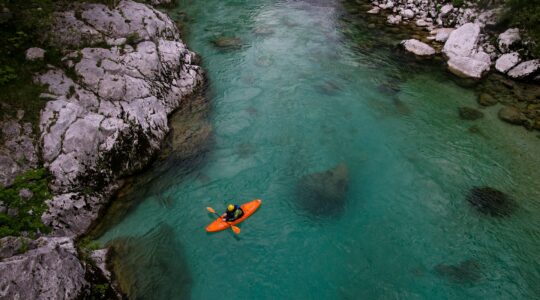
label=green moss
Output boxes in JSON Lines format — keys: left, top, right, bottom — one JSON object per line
{"left": 452, "top": 0, "right": 465, "bottom": 7}
{"left": 0, "top": 168, "right": 52, "bottom": 238}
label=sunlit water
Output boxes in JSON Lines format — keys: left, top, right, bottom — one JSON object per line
{"left": 96, "top": 0, "right": 540, "bottom": 298}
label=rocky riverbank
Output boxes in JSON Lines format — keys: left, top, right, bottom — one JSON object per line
{"left": 0, "top": 0, "right": 204, "bottom": 298}
{"left": 361, "top": 0, "right": 540, "bottom": 131}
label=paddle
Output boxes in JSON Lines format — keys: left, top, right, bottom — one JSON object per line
{"left": 206, "top": 207, "right": 241, "bottom": 234}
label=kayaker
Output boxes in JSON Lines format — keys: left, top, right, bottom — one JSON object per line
{"left": 223, "top": 204, "right": 244, "bottom": 222}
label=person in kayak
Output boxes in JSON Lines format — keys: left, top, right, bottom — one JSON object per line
{"left": 223, "top": 204, "right": 244, "bottom": 222}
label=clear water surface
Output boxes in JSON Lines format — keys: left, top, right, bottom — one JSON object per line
{"left": 96, "top": 0, "right": 540, "bottom": 298}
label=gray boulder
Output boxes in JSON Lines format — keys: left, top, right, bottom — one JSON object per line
{"left": 401, "top": 39, "right": 436, "bottom": 56}
{"left": 25, "top": 47, "right": 45, "bottom": 61}
{"left": 498, "top": 28, "right": 520, "bottom": 53}
{"left": 443, "top": 23, "right": 480, "bottom": 59}
{"left": 507, "top": 59, "right": 540, "bottom": 79}
{"left": 495, "top": 52, "right": 521, "bottom": 73}
{"left": 0, "top": 237, "right": 88, "bottom": 299}
{"left": 447, "top": 56, "right": 490, "bottom": 79}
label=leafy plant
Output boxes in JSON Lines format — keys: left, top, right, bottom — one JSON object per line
{"left": 0, "top": 168, "right": 52, "bottom": 238}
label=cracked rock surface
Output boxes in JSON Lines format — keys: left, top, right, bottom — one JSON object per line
{"left": 0, "top": 1, "right": 203, "bottom": 299}
{"left": 38, "top": 0, "right": 203, "bottom": 236}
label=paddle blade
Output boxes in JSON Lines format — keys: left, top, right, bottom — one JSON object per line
{"left": 206, "top": 207, "right": 216, "bottom": 214}
{"left": 231, "top": 226, "right": 241, "bottom": 234}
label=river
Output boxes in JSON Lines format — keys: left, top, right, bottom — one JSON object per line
{"left": 94, "top": 0, "right": 540, "bottom": 298}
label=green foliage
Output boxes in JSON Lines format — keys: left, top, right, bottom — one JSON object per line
{"left": 0, "top": 168, "right": 52, "bottom": 238}
{"left": 452, "top": 0, "right": 465, "bottom": 7}
{"left": 0, "top": 65, "right": 17, "bottom": 85}
{"left": 503, "top": 0, "right": 540, "bottom": 56}
{"left": 89, "top": 283, "right": 110, "bottom": 299}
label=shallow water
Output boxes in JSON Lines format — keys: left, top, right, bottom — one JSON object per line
{"left": 96, "top": 0, "right": 540, "bottom": 298}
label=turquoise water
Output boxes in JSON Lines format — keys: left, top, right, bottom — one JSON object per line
{"left": 97, "top": 0, "right": 540, "bottom": 298}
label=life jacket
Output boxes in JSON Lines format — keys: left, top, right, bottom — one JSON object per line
{"left": 225, "top": 205, "right": 244, "bottom": 221}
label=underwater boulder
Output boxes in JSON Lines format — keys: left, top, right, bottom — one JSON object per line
{"left": 211, "top": 36, "right": 243, "bottom": 49}
{"left": 296, "top": 164, "right": 349, "bottom": 217}
{"left": 434, "top": 259, "right": 482, "bottom": 283}
{"left": 107, "top": 223, "right": 192, "bottom": 299}
{"left": 458, "top": 107, "right": 484, "bottom": 120}
{"left": 466, "top": 186, "right": 516, "bottom": 217}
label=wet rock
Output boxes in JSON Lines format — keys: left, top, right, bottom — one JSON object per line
{"left": 495, "top": 53, "right": 521, "bottom": 74}
{"left": 107, "top": 223, "right": 191, "bottom": 299}
{"left": 458, "top": 107, "right": 484, "bottom": 120}
{"left": 25, "top": 47, "right": 45, "bottom": 61}
{"left": 296, "top": 164, "right": 349, "bottom": 217}
{"left": 212, "top": 36, "right": 243, "bottom": 49}
{"left": 477, "top": 93, "right": 497, "bottom": 106}
{"left": 435, "top": 259, "right": 482, "bottom": 283}
{"left": 498, "top": 106, "right": 526, "bottom": 126}
{"left": 466, "top": 186, "right": 516, "bottom": 217}
{"left": 401, "top": 39, "right": 435, "bottom": 57}
{"left": 447, "top": 56, "right": 490, "bottom": 79}
{"left": 507, "top": 60, "right": 540, "bottom": 80}
{"left": 498, "top": 28, "right": 520, "bottom": 53}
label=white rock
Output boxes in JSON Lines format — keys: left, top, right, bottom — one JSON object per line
{"left": 447, "top": 56, "right": 491, "bottom": 79}
{"left": 443, "top": 23, "right": 480, "bottom": 59}
{"left": 25, "top": 47, "right": 46, "bottom": 61}
{"left": 498, "top": 28, "right": 521, "bottom": 53}
{"left": 415, "top": 19, "right": 430, "bottom": 27}
{"left": 387, "top": 14, "right": 402, "bottom": 25}
{"left": 401, "top": 39, "right": 436, "bottom": 56}
{"left": 495, "top": 53, "right": 521, "bottom": 73}
{"left": 507, "top": 59, "right": 540, "bottom": 79}
{"left": 433, "top": 28, "right": 454, "bottom": 42}
{"left": 367, "top": 7, "right": 380, "bottom": 14}
{"left": 472, "top": 50, "right": 491, "bottom": 65}
{"left": 400, "top": 9, "right": 415, "bottom": 19}
{"left": 439, "top": 4, "right": 453, "bottom": 16}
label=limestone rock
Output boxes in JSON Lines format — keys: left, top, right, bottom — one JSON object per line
{"left": 367, "top": 7, "right": 380, "bottom": 14}
{"left": 433, "top": 28, "right": 454, "bottom": 43}
{"left": 401, "top": 39, "right": 436, "bottom": 56}
{"left": 507, "top": 59, "right": 540, "bottom": 80}
{"left": 447, "top": 56, "right": 490, "bottom": 79}
{"left": 439, "top": 4, "right": 454, "bottom": 17}
{"left": 400, "top": 9, "right": 415, "bottom": 19}
{"left": 498, "top": 28, "right": 520, "bottom": 53}
{"left": 443, "top": 23, "right": 480, "bottom": 59}
{"left": 495, "top": 52, "right": 520, "bottom": 74}
{"left": 0, "top": 237, "right": 88, "bottom": 299}
{"left": 25, "top": 47, "right": 45, "bottom": 61}
{"left": 387, "top": 14, "right": 402, "bottom": 25}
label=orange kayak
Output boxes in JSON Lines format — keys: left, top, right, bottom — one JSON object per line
{"left": 206, "top": 199, "right": 262, "bottom": 232}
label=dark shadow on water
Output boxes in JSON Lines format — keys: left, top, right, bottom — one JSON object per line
{"left": 434, "top": 259, "right": 482, "bottom": 284}
{"left": 295, "top": 163, "right": 349, "bottom": 218}
{"left": 107, "top": 223, "right": 192, "bottom": 300}
{"left": 89, "top": 87, "right": 214, "bottom": 238}
{"left": 466, "top": 186, "right": 517, "bottom": 217}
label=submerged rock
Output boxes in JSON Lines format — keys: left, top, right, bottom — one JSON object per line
{"left": 466, "top": 186, "right": 516, "bottom": 217}
{"left": 435, "top": 259, "right": 482, "bottom": 283}
{"left": 107, "top": 223, "right": 192, "bottom": 299}
{"left": 458, "top": 107, "right": 484, "bottom": 120}
{"left": 296, "top": 164, "right": 349, "bottom": 217}
{"left": 498, "top": 106, "right": 526, "bottom": 126}
{"left": 477, "top": 93, "right": 497, "bottom": 107}
{"left": 212, "top": 36, "right": 243, "bottom": 49}
{"left": 315, "top": 80, "right": 342, "bottom": 95}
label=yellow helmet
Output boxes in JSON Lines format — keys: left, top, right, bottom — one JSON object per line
{"left": 227, "top": 204, "right": 235, "bottom": 212}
